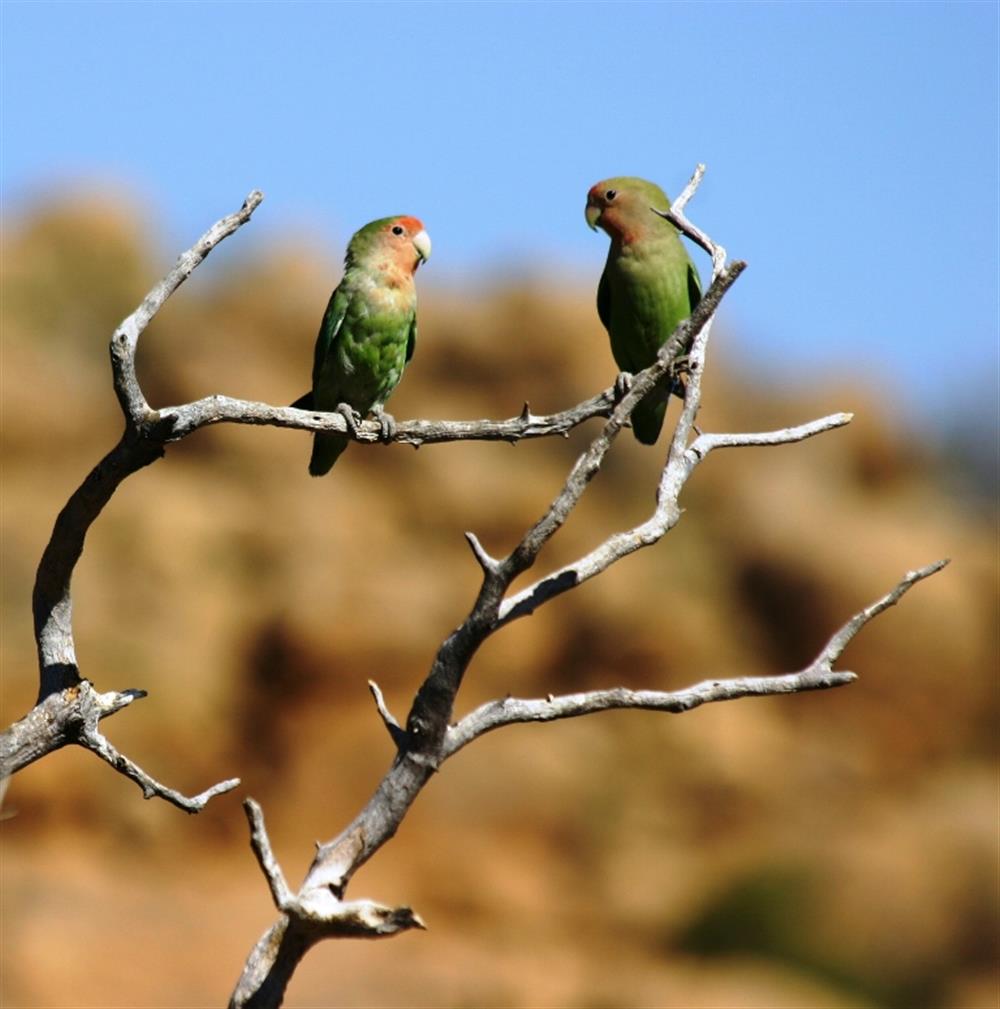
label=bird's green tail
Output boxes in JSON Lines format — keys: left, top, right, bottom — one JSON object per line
{"left": 309, "top": 432, "right": 349, "bottom": 476}
{"left": 631, "top": 377, "right": 672, "bottom": 445}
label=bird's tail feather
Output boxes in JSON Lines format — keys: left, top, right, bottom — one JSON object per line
{"left": 631, "top": 374, "right": 688, "bottom": 445}
{"left": 632, "top": 395, "right": 667, "bottom": 445}
{"left": 309, "top": 432, "right": 349, "bottom": 477}
{"left": 631, "top": 377, "right": 673, "bottom": 445}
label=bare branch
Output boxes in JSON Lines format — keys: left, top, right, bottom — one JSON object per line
{"left": 32, "top": 438, "right": 164, "bottom": 699}
{"left": 1, "top": 682, "right": 137, "bottom": 776}
{"left": 501, "top": 259, "right": 747, "bottom": 586}
{"left": 244, "top": 799, "right": 294, "bottom": 911}
{"left": 230, "top": 175, "right": 760, "bottom": 1008}
{"left": 75, "top": 685, "right": 239, "bottom": 812}
{"left": 449, "top": 560, "right": 950, "bottom": 756}
{"left": 33, "top": 193, "right": 265, "bottom": 702}
{"left": 367, "top": 680, "right": 407, "bottom": 748}
{"left": 688, "top": 413, "right": 855, "bottom": 458}
{"left": 83, "top": 728, "right": 239, "bottom": 813}
{"left": 463, "top": 531, "right": 501, "bottom": 575}
{"left": 816, "top": 559, "right": 950, "bottom": 666}
{"left": 21, "top": 194, "right": 265, "bottom": 810}
{"left": 157, "top": 388, "right": 616, "bottom": 445}
{"left": 231, "top": 171, "right": 753, "bottom": 1000}
{"left": 651, "top": 163, "right": 726, "bottom": 272}
{"left": 232, "top": 798, "right": 425, "bottom": 1009}
{"left": 9, "top": 170, "right": 946, "bottom": 1008}
{"left": 671, "top": 162, "right": 705, "bottom": 214}
{"left": 0, "top": 682, "right": 237, "bottom": 812}
{"left": 444, "top": 669, "right": 856, "bottom": 759}
{"left": 16, "top": 181, "right": 741, "bottom": 827}
{"left": 661, "top": 411, "right": 856, "bottom": 506}
{"left": 112, "top": 190, "right": 264, "bottom": 426}
{"left": 498, "top": 414, "right": 851, "bottom": 628}
{"left": 228, "top": 898, "right": 425, "bottom": 1009}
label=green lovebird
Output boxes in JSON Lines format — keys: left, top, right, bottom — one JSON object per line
{"left": 308, "top": 215, "right": 431, "bottom": 476}
{"left": 585, "top": 177, "right": 701, "bottom": 445}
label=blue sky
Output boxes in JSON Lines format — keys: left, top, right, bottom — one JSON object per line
{"left": 2, "top": 1, "right": 997, "bottom": 428}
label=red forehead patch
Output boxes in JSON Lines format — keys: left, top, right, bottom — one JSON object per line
{"left": 393, "top": 215, "right": 424, "bottom": 234}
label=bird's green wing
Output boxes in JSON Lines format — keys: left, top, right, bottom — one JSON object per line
{"left": 596, "top": 264, "right": 611, "bottom": 333}
{"left": 687, "top": 260, "right": 702, "bottom": 312}
{"left": 406, "top": 313, "right": 417, "bottom": 363}
{"left": 311, "top": 285, "right": 351, "bottom": 386}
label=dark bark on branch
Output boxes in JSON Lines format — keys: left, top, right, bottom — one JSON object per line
{"left": 32, "top": 436, "right": 163, "bottom": 700}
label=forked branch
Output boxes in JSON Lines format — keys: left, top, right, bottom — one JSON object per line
{"left": 445, "top": 558, "right": 948, "bottom": 756}
{"left": 7, "top": 185, "right": 690, "bottom": 810}
{"left": 229, "top": 165, "right": 946, "bottom": 1008}
{"left": 0, "top": 167, "right": 948, "bottom": 1009}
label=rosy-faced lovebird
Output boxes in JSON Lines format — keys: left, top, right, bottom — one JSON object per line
{"left": 585, "top": 177, "right": 701, "bottom": 445}
{"left": 308, "top": 216, "right": 431, "bottom": 476}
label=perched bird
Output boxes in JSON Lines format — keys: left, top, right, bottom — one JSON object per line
{"left": 308, "top": 216, "right": 431, "bottom": 476}
{"left": 585, "top": 177, "right": 701, "bottom": 444}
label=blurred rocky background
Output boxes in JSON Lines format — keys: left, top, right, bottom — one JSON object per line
{"left": 1, "top": 193, "right": 996, "bottom": 1008}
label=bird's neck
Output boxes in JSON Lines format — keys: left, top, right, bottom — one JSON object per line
{"left": 612, "top": 225, "right": 675, "bottom": 256}
{"left": 348, "top": 256, "right": 416, "bottom": 290}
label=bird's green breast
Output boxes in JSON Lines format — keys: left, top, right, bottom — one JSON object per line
{"left": 604, "top": 235, "right": 694, "bottom": 373}
{"left": 315, "top": 271, "right": 415, "bottom": 413}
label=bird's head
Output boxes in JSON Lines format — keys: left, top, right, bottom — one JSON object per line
{"left": 585, "top": 177, "right": 671, "bottom": 244}
{"left": 348, "top": 216, "right": 431, "bottom": 274}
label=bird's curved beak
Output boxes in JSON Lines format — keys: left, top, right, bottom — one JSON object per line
{"left": 412, "top": 229, "right": 432, "bottom": 266}
{"left": 585, "top": 201, "right": 601, "bottom": 232}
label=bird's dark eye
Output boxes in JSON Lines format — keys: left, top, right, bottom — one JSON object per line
{"left": 605, "top": 189, "right": 617, "bottom": 201}
{"left": 391, "top": 225, "right": 404, "bottom": 236}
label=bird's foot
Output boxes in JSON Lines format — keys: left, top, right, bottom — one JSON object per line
{"left": 668, "top": 355, "right": 694, "bottom": 401}
{"left": 613, "top": 371, "right": 635, "bottom": 401}
{"left": 335, "top": 403, "right": 361, "bottom": 438}
{"left": 372, "top": 406, "right": 397, "bottom": 443}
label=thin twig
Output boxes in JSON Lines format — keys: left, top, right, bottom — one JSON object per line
{"left": 652, "top": 163, "right": 726, "bottom": 272}
{"left": 671, "top": 163, "right": 705, "bottom": 214}
{"left": 463, "top": 532, "right": 501, "bottom": 575}
{"left": 448, "top": 561, "right": 949, "bottom": 757}
{"left": 816, "top": 559, "right": 950, "bottom": 666}
{"left": 244, "top": 799, "right": 294, "bottom": 910}
{"left": 688, "top": 413, "right": 855, "bottom": 458}
{"left": 444, "top": 669, "right": 856, "bottom": 759}
{"left": 367, "top": 680, "right": 408, "bottom": 748}
{"left": 82, "top": 725, "right": 240, "bottom": 813}
{"left": 500, "top": 413, "right": 853, "bottom": 628}
{"left": 112, "top": 191, "right": 264, "bottom": 426}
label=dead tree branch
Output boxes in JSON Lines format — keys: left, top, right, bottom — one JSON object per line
{"left": 159, "top": 389, "right": 618, "bottom": 445}
{"left": 227, "top": 165, "right": 946, "bottom": 1007}
{"left": 445, "top": 558, "right": 948, "bottom": 756}
{"left": 5, "top": 188, "right": 659, "bottom": 807}
{"left": 6, "top": 193, "right": 269, "bottom": 804}
{"left": 1, "top": 165, "right": 949, "bottom": 1007}
{"left": 0, "top": 681, "right": 239, "bottom": 812}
